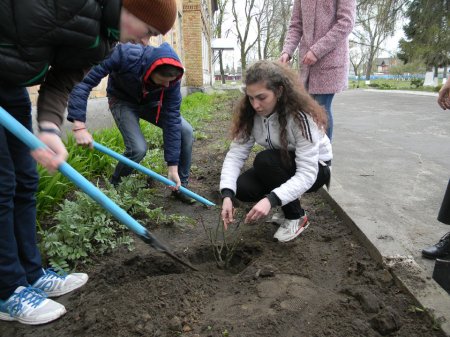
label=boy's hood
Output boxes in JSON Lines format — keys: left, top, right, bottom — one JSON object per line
{"left": 141, "top": 42, "right": 184, "bottom": 86}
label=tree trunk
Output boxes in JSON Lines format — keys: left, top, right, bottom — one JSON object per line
{"left": 219, "top": 51, "right": 226, "bottom": 84}
{"left": 365, "top": 59, "right": 373, "bottom": 80}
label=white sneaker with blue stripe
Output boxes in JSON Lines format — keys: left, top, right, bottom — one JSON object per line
{"left": 32, "top": 269, "right": 88, "bottom": 298}
{"left": 0, "top": 286, "right": 66, "bottom": 325}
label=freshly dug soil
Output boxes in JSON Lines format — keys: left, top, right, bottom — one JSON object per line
{"left": 1, "top": 91, "right": 445, "bottom": 337}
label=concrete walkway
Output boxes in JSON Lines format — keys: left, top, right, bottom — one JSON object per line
{"left": 324, "top": 89, "right": 450, "bottom": 334}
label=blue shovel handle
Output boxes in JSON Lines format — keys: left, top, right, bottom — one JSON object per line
{"left": 93, "top": 141, "right": 215, "bottom": 206}
{"left": 0, "top": 107, "right": 183, "bottom": 257}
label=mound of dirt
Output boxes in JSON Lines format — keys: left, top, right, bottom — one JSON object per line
{"left": 1, "top": 92, "right": 445, "bottom": 337}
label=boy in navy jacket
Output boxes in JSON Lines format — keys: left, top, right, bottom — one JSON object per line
{"left": 68, "top": 43, "right": 194, "bottom": 203}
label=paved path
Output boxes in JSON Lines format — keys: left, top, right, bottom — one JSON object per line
{"left": 327, "top": 89, "right": 450, "bottom": 334}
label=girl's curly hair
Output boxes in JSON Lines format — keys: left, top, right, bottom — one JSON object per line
{"left": 231, "top": 60, "right": 327, "bottom": 164}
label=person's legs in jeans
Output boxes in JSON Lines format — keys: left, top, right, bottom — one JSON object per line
{"left": 140, "top": 110, "right": 194, "bottom": 186}
{"left": 0, "top": 86, "right": 43, "bottom": 300}
{"left": 109, "top": 100, "right": 148, "bottom": 185}
{"left": 311, "top": 94, "right": 335, "bottom": 140}
{"left": 178, "top": 117, "right": 194, "bottom": 186}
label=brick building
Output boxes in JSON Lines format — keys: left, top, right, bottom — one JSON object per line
{"left": 182, "top": 0, "right": 218, "bottom": 88}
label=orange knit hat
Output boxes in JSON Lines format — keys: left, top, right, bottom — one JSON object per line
{"left": 122, "top": 0, "right": 177, "bottom": 35}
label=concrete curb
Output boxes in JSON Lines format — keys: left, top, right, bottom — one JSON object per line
{"left": 319, "top": 188, "right": 450, "bottom": 336}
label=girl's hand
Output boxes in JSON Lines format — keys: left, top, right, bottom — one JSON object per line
{"left": 221, "top": 197, "right": 234, "bottom": 230}
{"left": 245, "top": 197, "right": 271, "bottom": 224}
{"left": 302, "top": 50, "right": 318, "bottom": 65}
{"left": 279, "top": 53, "right": 291, "bottom": 64}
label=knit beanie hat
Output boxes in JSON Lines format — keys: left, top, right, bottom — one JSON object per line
{"left": 122, "top": 0, "right": 177, "bottom": 35}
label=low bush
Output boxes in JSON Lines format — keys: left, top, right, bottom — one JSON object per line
{"left": 410, "top": 78, "right": 424, "bottom": 88}
{"left": 39, "top": 176, "right": 192, "bottom": 270}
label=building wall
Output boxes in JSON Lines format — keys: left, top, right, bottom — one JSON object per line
{"left": 183, "top": 0, "right": 203, "bottom": 87}
{"left": 182, "top": 0, "right": 214, "bottom": 88}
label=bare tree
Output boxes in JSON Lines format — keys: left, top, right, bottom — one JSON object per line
{"left": 349, "top": 41, "right": 369, "bottom": 87}
{"left": 254, "top": 0, "right": 270, "bottom": 60}
{"left": 254, "top": 0, "right": 280, "bottom": 59}
{"left": 213, "top": 0, "right": 229, "bottom": 84}
{"left": 231, "top": 0, "right": 259, "bottom": 78}
{"left": 254, "top": 0, "right": 294, "bottom": 60}
{"left": 277, "top": 0, "right": 294, "bottom": 54}
{"left": 351, "top": 0, "right": 408, "bottom": 80}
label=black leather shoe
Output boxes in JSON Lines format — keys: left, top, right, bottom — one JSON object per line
{"left": 422, "top": 232, "right": 450, "bottom": 259}
{"left": 171, "top": 190, "right": 195, "bottom": 205}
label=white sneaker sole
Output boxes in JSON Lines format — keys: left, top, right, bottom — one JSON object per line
{"left": 0, "top": 306, "right": 66, "bottom": 325}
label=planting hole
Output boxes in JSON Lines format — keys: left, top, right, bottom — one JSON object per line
{"left": 188, "top": 243, "right": 262, "bottom": 274}
{"left": 100, "top": 254, "right": 185, "bottom": 286}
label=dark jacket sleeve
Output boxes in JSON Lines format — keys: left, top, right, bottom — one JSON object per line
{"left": 37, "top": 67, "right": 88, "bottom": 127}
{"left": 67, "top": 48, "right": 121, "bottom": 123}
{"left": 159, "top": 81, "right": 182, "bottom": 166}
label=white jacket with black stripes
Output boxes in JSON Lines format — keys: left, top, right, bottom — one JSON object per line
{"left": 220, "top": 111, "right": 332, "bottom": 206}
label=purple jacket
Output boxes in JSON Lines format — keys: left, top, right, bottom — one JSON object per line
{"left": 282, "top": 0, "right": 356, "bottom": 94}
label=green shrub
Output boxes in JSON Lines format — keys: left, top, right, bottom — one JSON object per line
{"left": 39, "top": 176, "right": 192, "bottom": 270}
{"left": 410, "top": 78, "right": 424, "bottom": 88}
{"left": 434, "top": 84, "right": 443, "bottom": 92}
{"left": 378, "top": 83, "right": 393, "bottom": 89}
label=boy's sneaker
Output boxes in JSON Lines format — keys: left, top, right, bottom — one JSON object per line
{"left": 32, "top": 269, "right": 88, "bottom": 298}
{"left": 171, "top": 190, "right": 195, "bottom": 204}
{"left": 0, "top": 286, "right": 66, "bottom": 325}
{"left": 266, "top": 211, "right": 285, "bottom": 226}
{"left": 273, "top": 214, "right": 309, "bottom": 242}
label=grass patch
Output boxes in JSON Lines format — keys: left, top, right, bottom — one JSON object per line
{"left": 349, "top": 78, "right": 443, "bottom": 92}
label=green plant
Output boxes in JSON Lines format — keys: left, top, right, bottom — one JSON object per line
{"left": 410, "top": 78, "right": 424, "bottom": 88}
{"left": 434, "top": 84, "right": 443, "bottom": 92}
{"left": 39, "top": 176, "right": 192, "bottom": 270}
{"left": 378, "top": 83, "right": 393, "bottom": 89}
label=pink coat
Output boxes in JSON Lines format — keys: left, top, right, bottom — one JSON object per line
{"left": 282, "top": 0, "right": 356, "bottom": 94}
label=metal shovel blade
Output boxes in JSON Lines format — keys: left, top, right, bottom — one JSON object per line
{"left": 141, "top": 230, "right": 198, "bottom": 271}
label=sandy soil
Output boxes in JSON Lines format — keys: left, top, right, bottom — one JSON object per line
{"left": 1, "top": 92, "right": 446, "bottom": 337}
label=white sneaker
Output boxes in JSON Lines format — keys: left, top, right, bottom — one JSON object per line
{"left": 273, "top": 214, "right": 309, "bottom": 242}
{"left": 0, "top": 286, "right": 66, "bottom": 325}
{"left": 266, "top": 211, "right": 285, "bottom": 225}
{"left": 32, "top": 269, "right": 88, "bottom": 297}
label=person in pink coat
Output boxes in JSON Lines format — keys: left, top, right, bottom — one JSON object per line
{"left": 280, "top": 0, "right": 356, "bottom": 140}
